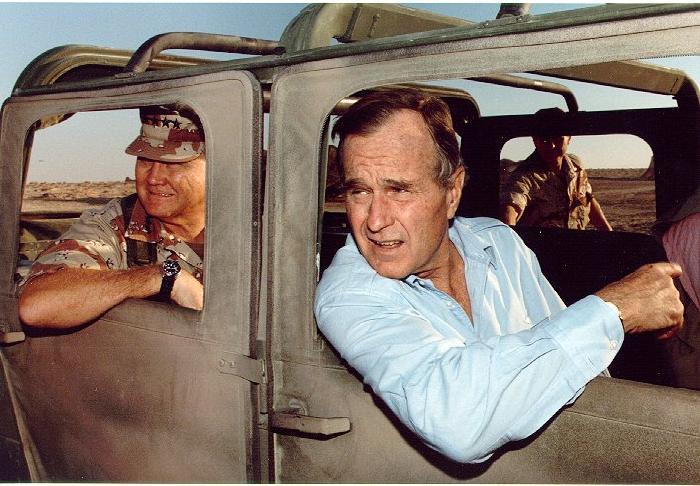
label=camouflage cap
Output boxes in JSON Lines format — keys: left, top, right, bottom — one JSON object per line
{"left": 125, "top": 106, "right": 204, "bottom": 163}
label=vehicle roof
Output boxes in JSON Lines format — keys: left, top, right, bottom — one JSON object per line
{"left": 10, "top": 3, "right": 699, "bottom": 98}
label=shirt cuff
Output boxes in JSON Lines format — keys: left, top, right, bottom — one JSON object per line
{"left": 545, "top": 294, "right": 624, "bottom": 382}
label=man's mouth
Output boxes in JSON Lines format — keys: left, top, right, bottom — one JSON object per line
{"left": 369, "top": 238, "right": 402, "bottom": 248}
{"left": 149, "top": 190, "right": 174, "bottom": 198}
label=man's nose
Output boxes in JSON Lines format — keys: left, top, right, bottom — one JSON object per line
{"left": 366, "top": 193, "right": 393, "bottom": 233}
{"left": 146, "top": 162, "right": 167, "bottom": 184}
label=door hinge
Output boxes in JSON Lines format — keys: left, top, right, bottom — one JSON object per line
{"left": 218, "top": 351, "right": 266, "bottom": 384}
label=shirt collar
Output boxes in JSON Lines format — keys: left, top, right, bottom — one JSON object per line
{"left": 124, "top": 198, "right": 178, "bottom": 244}
{"left": 346, "top": 218, "right": 497, "bottom": 287}
{"left": 562, "top": 154, "right": 580, "bottom": 175}
{"left": 528, "top": 151, "right": 579, "bottom": 175}
{"left": 448, "top": 218, "right": 497, "bottom": 270}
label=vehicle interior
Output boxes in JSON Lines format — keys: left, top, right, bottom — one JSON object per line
{"left": 319, "top": 60, "right": 698, "bottom": 388}
{"left": 18, "top": 67, "right": 691, "bottom": 390}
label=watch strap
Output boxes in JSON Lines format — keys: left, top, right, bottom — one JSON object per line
{"left": 157, "top": 274, "right": 176, "bottom": 302}
{"left": 157, "top": 260, "right": 181, "bottom": 302}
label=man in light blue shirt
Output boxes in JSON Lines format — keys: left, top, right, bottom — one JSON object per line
{"left": 314, "top": 88, "right": 684, "bottom": 464}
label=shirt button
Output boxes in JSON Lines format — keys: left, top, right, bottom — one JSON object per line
{"left": 609, "top": 340, "right": 618, "bottom": 350}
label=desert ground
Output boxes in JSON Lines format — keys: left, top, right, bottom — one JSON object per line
{"left": 22, "top": 168, "right": 655, "bottom": 233}
{"left": 22, "top": 179, "right": 136, "bottom": 214}
{"left": 587, "top": 168, "right": 656, "bottom": 234}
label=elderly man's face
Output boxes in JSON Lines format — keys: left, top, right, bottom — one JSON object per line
{"left": 135, "top": 155, "right": 206, "bottom": 227}
{"left": 342, "top": 110, "right": 462, "bottom": 280}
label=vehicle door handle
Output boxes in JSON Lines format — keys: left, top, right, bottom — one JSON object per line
{"left": 270, "top": 411, "right": 351, "bottom": 436}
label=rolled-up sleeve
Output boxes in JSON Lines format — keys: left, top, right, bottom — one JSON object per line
{"left": 20, "top": 202, "right": 125, "bottom": 287}
{"left": 501, "top": 175, "right": 532, "bottom": 213}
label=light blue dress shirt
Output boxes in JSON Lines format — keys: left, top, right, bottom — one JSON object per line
{"left": 314, "top": 217, "right": 623, "bottom": 463}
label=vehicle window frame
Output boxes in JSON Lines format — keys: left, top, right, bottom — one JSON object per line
{"left": 498, "top": 132, "right": 658, "bottom": 234}
{"left": 0, "top": 71, "right": 263, "bottom": 346}
{"left": 266, "top": 11, "right": 699, "bottom": 366}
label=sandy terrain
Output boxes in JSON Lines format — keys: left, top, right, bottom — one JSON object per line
{"left": 22, "top": 180, "right": 136, "bottom": 214}
{"left": 22, "top": 169, "right": 655, "bottom": 233}
{"left": 588, "top": 168, "right": 655, "bottom": 234}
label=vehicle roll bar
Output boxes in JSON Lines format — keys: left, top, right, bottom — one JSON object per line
{"left": 124, "top": 32, "right": 284, "bottom": 74}
{"left": 471, "top": 74, "right": 579, "bottom": 112}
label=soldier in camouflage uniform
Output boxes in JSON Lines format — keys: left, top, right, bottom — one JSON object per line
{"left": 500, "top": 108, "right": 612, "bottom": 231}
{"left": 18, "top": 105, "right": 206, "bottom": 328}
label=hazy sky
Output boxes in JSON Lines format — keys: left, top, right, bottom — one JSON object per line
{"left": 2, "top": 3, "right": 579, "bottom": 100}
{"left": 1, "top": 3, "right": 696, "bottom": 181}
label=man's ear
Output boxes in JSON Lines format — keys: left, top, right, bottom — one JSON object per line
{"left": 446, "top": 166, "right": 465, "bottom": 219}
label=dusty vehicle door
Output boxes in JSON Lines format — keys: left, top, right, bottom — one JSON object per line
{"left": 0, "top": 69, "right": 264, "bottom": 481}
{"left": 266, "top": 5, "right": 700, "bottom": 482}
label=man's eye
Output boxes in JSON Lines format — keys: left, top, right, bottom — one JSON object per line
{"left": 348, "top": 188, "right": 368, "bottom": 196}
{"left": 389, "top": 187, "right": 410, "bottom": 195}
{"left": 346, "top": 190, "right": 368, "bottom": 201}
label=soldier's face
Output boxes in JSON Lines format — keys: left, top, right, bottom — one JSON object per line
{"left": 135, "top": 155, "right": 206, "bottom": 226}
{"left": 342, "top": 110, "right": 463, "bottom": 280}
{"left": 533, "top": 135, "right": 571, "bottom": 169}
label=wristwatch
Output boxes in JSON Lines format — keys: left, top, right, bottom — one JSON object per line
{"left": 157, "top": 259, "right": 181, "bottom": 302}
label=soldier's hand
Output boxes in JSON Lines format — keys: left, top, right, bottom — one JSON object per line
{"left": 595, "top": 262, "right": 684, "bottom": 334}
{"left": 171, "top": 271, "right": 204, "bottom": 310}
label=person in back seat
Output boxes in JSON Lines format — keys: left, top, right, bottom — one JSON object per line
{"left": 656, "top": 187, "right": 700, "bottom": 389}
{"left": 500, "top": 107, "right": 612, "bottom": 230}
{"left": 315, "top": 88, "right": 683, "bottom": 464}
{"left": 18, "top": 105, "right": 205, "bottom": 328}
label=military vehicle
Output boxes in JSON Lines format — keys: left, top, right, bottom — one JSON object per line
{"left": 1, "top": 3, "right": 698, "bottom": 482}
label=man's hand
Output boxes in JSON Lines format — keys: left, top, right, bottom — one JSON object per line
{"left": 171, "top": 271, "right": 204, "bottom": 310}
{"left": 589, "top": 197, "right": 613, "bottom": 231}
{"left": 595, "top": 262, "right": 684, "bottom": 334}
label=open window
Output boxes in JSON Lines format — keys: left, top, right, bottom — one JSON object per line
{"left": 500, "top": 134, "right": 656, "bottom": 233}
{"left": 18, "top": 105, "right": 208, "bottom": 309}
{"left": 314, "top": 56, "right": 698, "bottom": 390}
{"left": 19, "top": 109, "right": 140, "bottom": 278}
{"left": 264, "top": 7, "right": 699, "bottom": 480}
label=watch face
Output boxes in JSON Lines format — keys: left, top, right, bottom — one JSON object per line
{"left": 162, "top": 259, "right": 181, "bottom": 278}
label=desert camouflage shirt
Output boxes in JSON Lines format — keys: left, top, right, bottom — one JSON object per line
{"left": 501, "top": 152, "right": 593, "bottom": 229}
{"left": 22, "top": 197, "right": 204, "bottom": 286}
